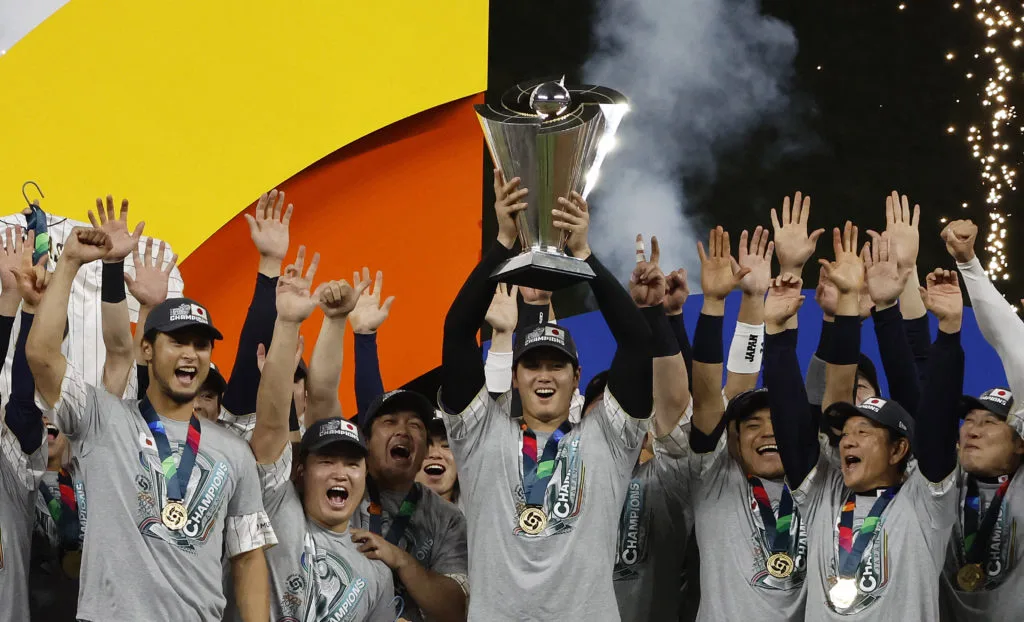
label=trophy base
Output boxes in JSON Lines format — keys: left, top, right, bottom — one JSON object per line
{"left": 491, "top": 251, "right": 596, "bottom": 291}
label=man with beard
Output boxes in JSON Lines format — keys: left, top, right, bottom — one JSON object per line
{"left": 249, "top": 248, "right": 395, "bottom": 622}
{"left": 26, "top": 225, "right": 276, "bottom": 622}
{"left": 298, "top": 264, "right": 469, "bottom": 622}
{"left": 938, "top": 218, "right": 1024, "bottom": 619}
{"left": 439, "top": 171, "right": 657, "bottom": 621}
{"left": 765, "top": 223, "right": 963, "bottom": 621}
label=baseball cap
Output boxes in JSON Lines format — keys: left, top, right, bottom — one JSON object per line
{"left": 300, "top": 417, "right": 367, "bottom": 458}
{"left": 513, "top": 323, "right": 578, "bottom": 367}
{"left": 725, "top": 388, "right": 771, "bottom": 424}
{"left": 825, "top": 397, "right": 915, "bottom": 444}
{"left": 201, "top": 364, "right": 226, "bottom": 395}
{"left": 959, "top": 387, "right": 1014, "bottom": 420}
{"left": 857, "top": 355, "right": 880, "bottom": 397}
{"left": 144, "top": 297, "right": 223, "bottom": 341}
{"left": 360, "top": 389, "right": 435, "bottom": 435}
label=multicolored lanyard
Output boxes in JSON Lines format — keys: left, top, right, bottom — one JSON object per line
{"left": 748, "top": 476, "right": 794, "bottom": 553}
{"left": 367, "top": 477, "right": 422, "bottom": 546}
{"left": 837, "top": 487, "right": 899, "bottom": 578}
{"left": 37, "top": 468, "right": 80, "bottom": 550}
{"left": 963, "top": 474, "right": 1012, "bottom": 564}
{"left": 521, "top": 420, "right": 573, "bottom": 506}
{"left": 139, "top": 397, "right": 202, "bottom": 502}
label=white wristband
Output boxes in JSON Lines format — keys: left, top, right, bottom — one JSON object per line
{"left": 727, "top": 321, "right": 765, "bottom": 375}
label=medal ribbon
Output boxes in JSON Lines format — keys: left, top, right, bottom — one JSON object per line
{"left": 367, "top": 477, "right": 422, "bottom": 546}
{"left": 37, "top": 468, "right": 81, "bottom": 550}
{"left": 139, "top": 397, "right": 202, "bottom": 502}
{"left": 748, "top": 476, "right": 794, "bottom": 553}
{"left": 837, "top": 487, "right": 899, "bottom": 578}
{"left": 521, "top": 420, "right": 573, "bottom": 506}
{"left": 963, "top": 474, "right": 1012, "bottom": 564}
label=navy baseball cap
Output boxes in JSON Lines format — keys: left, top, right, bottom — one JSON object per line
{"left": 360, "top": 389, "right": 435, "bottom": 435}
{"left": 725, "top": 388, "right": 771, "bottom": 424}
{"left": 201, "top": 364, "right": 226, "bottom": 395}
{"left": 144, "top": 297, "right": 223, "bottom": 341}
{"left": 513, "top": 323, "right": 578, "bottom": 367}
{"left": 959, "top": 387, "right": 1014, "bottom": 420}
{"left": 826, "top": 397, "right": 915, "bottom": 444}
{"left": 300, "top": 417, "right": 367, "bottom": 458}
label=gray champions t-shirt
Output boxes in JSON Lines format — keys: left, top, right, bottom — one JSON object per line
{"left": 39, "top": 363, "right": 277, "bottom": 622}
{"left": 661, "top": 420, "right": 808, "bottom": 622}
{"left": 349, "top": 481, "right": 469, "bottom": 622}
{"left": 612, "top": 421, "right": 694, "bottom": 622}
{"left": 939, "top": 465, "right": 1024, "bottom": 621}
{"left": 258, "top": 443, "right": 395, "bottom": 622}
{"left": 794, "top": 457, "right": 957, "bottom": 621}
{"left": 0, "top": 420, "right": 46, "bottom": 622}
{"left": 441, "top": 386, "right": 647, "bottom": 622}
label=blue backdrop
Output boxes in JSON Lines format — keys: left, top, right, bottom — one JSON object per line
{"left": 485, "top": 291, "right": 1009, "bottom": 399}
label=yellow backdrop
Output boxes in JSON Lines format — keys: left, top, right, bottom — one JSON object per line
{"left": 0, "top": 0, "right": 488, "bottom": 257}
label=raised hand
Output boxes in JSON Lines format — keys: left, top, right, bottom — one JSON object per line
{"left": 276, "top": 246, "right": 320, "bottom": 323}
{"left": 770, "top": 191, "right": 825, "bottom": 275}
{"left": 494, "top": 169, "right": 528, "bottom": 249}
{"left": 255, "top": 336, "right": 305, "bottom": 375}
{"left": 125, "top": 238, "right": 178, "bottom": 307}
{"left": 0, "top": 226, "right": 26, "bottom": 295}
{"left": 765, "top": 273, "right": 806, "bottom": 332}
{"left": 485, "top": 283, "right": 518, "bottom": 334}
{"left": 815, "top": 266, "right": 839, "bottom": 317}
{"left": 88, "top": 195, "right": 145, "bottom": 263}
{"left": 61, "top": 227, "right": 113, "bottom": 265}
{"left": 552, "top": 191, "right": 591, "bottom": 260}
{"left": 697, "top": 226, "right": 750, "bottom": 301}
{"left": 940, "top": 219, "right": 978, "bottom": 264}
{"left": 818, "top": 221, "right": 864, "bottom": 295}
{"left": 14, "top": 231, "right": 48, "bottom": 309}
{"left": 520, "top": 286, "right": 552, "bottom": 306}
{"left": 863, "top": 231, "right": 912, "bottom": 309}
{"left": 737, "top": 226, "right": 775, "bottom": 297}
{"left": 319, "top": 278, "right": 367, "bottom": 320}
{"left": 245, "top": 189, "right": 293, "bottom": 269}
{"left": 920, "top": 268, "right": 963, "bottom": 332}
{"left": 877, "top": 191, "right": 920, "bottom": 271}
{"left": 347, "top": 267, "right": 395, "bottom": 332}
{"left": 664, "top": 269, "right": 689, "bottom": 315}
{"left": 630, "top": 235, "right": 668, "bottom": 308}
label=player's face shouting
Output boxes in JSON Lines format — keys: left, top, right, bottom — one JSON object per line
{"left": 367, "top": 411, "right": 428, "bottom": 487}
{"left": 731, "top": 409, "right": 784, "bottom": 480}
{"left": 301, "top": 447, "right": 367, "bottom": 529}
{"left": 146, "top": 328, "right": 213, "bottom": 404}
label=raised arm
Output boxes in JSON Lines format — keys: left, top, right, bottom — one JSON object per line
{"left": 222, "top": 190, "right": 293, "bottom": 417}
{"left": 482, "top": 283, "right": 518, "bottom": 394}
{"left": 884, "top": 191, "right": 927, "bottom": 322}
{"left": 125, "top": 237, "right": 178, "bottom": 397}
{"left": 3, "top": 234, "right": 43, "bottom": 454}
{"left": 250, "top": 247, "right": 318, "bottom": 464}
{"left": 724, "top": 226, "right": 773, "bottom": 399}
{"left": 820, "top": 222, "right": 865, "bottom": 412}
{"left": 27, "top": 228, "right": 112, "bottom": 408}
{"left": 763, "top": 273, "right": 820, "bottom": 488}
{"left": 440, "top": 170, "right": 522, "bottom": 413}
{"left": 304, "top": 267, "right": 368, "bottom": 427}
{"left": 0, "top": 226, "right": 27, "bottom": 370}
{"left": 348, "top": 268, "right": 395, "bottom": 416}
{"left": 691, "top": 226, "right": 749, "bottom": 436}
{"left": 915, "top": 268, "right": 965, "bottom": 483}
{"left": 663, "top": 268, "right": 693, "bottom": 388}
{"left": 863, "top": 231, "right": 919, "bottom": 412}
{"left": 90, "top": 196, "right": 145, "bottom": 397}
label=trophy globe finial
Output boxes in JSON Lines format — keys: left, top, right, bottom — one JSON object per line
{"left": 529, "top": 80, "right": 571, "bottom": 119}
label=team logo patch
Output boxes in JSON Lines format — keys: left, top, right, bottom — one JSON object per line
{"left": 169, "top": 303, "right": 210, "bottom": 324}
{"left": 860, "top": 397, "right": 886, "bottom": 412}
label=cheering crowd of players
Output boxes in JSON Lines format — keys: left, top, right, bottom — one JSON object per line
{"left": 0, "top": 172, "right": 1021, "bottom": 622}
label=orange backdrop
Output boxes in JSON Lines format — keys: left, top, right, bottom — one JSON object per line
{"left": 179, "top": 95, "right": 484, "bottom": 417}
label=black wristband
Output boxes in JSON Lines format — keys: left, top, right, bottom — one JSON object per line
{"left": 815, "top": 318, "right": 834, "bottom": 360}
{"left": 101, "top": 261, "right": 127, "bottom": 303}
{"left": 517, "top": 300, "right": 550, "bottom": 330}
{"left": 641, "top": 306, "right": 681, "bottom": 358}
{"left": 692, "top": 313, "right": 724, "bottom": 364}
{"left": 830, "top": 315, "right": 862, "bottom": 366}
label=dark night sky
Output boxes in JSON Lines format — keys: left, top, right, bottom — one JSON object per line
{"left": 482, "top": 1, "right": 1021, "bottom": 316}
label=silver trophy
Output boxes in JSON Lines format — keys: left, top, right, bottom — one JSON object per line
{"left": 476, "top": 78, "right": 629, "bottom": 290}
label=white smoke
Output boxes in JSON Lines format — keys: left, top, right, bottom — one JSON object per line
{"left": 584, "top": 0, "right": 799, "bottom": 283}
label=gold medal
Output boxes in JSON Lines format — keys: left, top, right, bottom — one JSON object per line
{"left": 828, "top": 577, "right": 858, "bottom": 610}
{"left": 61, "top": 549, "right": 82, "bottom": 579}
{"left": 766, "top": 552, "right": 795, "bottom": 579}
{"left": 518, "top": 506, "right": 548, "bottom": 535}
{"left": 161, "top": 500, "right": 188, "bottom": 530}
{"left": 957, "top": 563, "right": 985, "bottom": 592}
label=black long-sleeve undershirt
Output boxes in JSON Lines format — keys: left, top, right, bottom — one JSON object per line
{"left": 765, "top": 329, "right": 820, "bottom": 489}
{"left": 667, "top": 313, "right": 693, "bottom": 391}
{"left": 354, "top": 332, "right": 385, "bottom": 419}
{"left": 915, "top": 330, "right": 964, "bottom": 483}
{"left": 872, "top": 305, "right": 922, "bottom": 415}
{"left": 688, "top": 312, "right": 726, "bottom": 453}
{"left": 6, "top": 311, "right": 44, "bottom": 454}
{"left": 222, "top": 273, "right": 278, "bottom": 417}
{"left": 904, "top": 314, "right": 932, "bottom": 388}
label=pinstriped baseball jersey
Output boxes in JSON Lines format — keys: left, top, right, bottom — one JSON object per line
{"left": 0, "top": 213, "right": 184, "bottom": 397}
